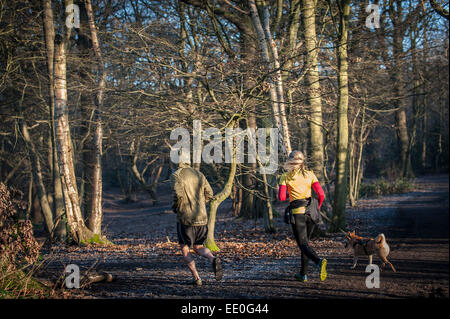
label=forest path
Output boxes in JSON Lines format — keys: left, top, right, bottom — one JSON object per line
{"left": 41, "top": 174, "right": 449, "bottom": 298}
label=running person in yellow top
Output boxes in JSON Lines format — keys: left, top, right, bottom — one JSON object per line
{"left": 278, "top": 150, "right": 327, "bottom": 282}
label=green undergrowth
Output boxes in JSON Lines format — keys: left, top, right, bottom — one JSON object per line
{"left": 359, "top": 178, "right": 415, "bottom": 198}
{"left": 0, "top": 264, "right": 50, "bottom": 299}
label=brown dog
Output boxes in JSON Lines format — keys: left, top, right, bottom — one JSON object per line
{"left": 345, "top": 231, "right": 396, "bottom": 272}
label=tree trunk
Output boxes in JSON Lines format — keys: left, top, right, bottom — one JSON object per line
{"left": 302, "top": 0, "right": 324, "bottom": 179}
{"left": 348, "top": 117, "right": 356, "bottom": 207}
{"left": 390, "top": 4, "right": 413, "bottom": 178}
{"left": 43, "top": 0, "right": 66, "bottom": 240}
{"left": 54, "top": 36, "right": 98, "bottom": 244}
{"left": 257, "top": 156, "right": 275, "bottom": 233}
{"left": 282, "top": 0, "right": 300, "bottom": 137}
{"left": 26, "top": 172, "right": 33, "bottom": 220}
{"left": 84, "top": 0, "right": 105, "bottom": 235}
{"left": 260, "top": 0, "right": 292, "bottom": 155}
{"left": 32, "top": 191, "right": 44, "bottom": 225}
{"left": 231, "top": 180, "right": 242, "bottom": 217}
{"left": 204, "top": 119, "right": 238, "bottom": 251}
{"left": 22, "top": 123, "right": 54, "bottom": 236}
{"left": 408, "top": 31, "right": 421, "bottom": 176}
{"left": 130, "top": 138, "right": 160, "bottom": 205}
{"left": 435, "top": 96, "right": 444, "bottom": 171}
{"left": 248, "top": 0, "right": 289, "bottom": 155}
{"left": 76, "top": 0, "right": 95, "bottom": 220}
{"left": 238, "top": 21, "right": 258, "bottom": 220}
{"left": 332, "top": 0, "right": 351, "bottom": 232}
{"left": 348, "top": 101, "right": 367, "bottom": 207}
{"left": 421, "top": 97, "right": 427, "bottom": 169}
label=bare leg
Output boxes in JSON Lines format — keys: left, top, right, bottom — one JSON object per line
{"left": 368, "top": 255, "right": 373, "bottom": 266}
{"left": 194, "top": 244, "right": 223, "bottom": 281}
{"left": 193, "top": 245, "right": 215, "bottom": 263}
{"left": 181, "top": 245, "right": 200, "bottom": 281}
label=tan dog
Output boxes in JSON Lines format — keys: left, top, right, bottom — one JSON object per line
{"left": 345, "top": 231, "right": 396, "bottom": 272}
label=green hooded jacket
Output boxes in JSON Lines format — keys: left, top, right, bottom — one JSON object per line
{"left": 170, "top": 163, "right": 214, "bottom": 226}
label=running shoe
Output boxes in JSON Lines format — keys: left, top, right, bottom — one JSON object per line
{"left": 318, "top": 258, "right": 327, "bottom": 281}
{"left": 294, "top": 273, "right": 308, "bottom": 282}
{"left": 192, "top": 278, "right": 202, "bottom": 286}
{"left": 212, "top": 257, "right": 223, "bottom": 281}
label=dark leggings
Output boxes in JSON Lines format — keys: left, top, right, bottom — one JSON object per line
{"left": 291, "top": 214, "right": 320, "bottom": 276}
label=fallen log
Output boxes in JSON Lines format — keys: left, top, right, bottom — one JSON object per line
{"left": 35, "top": 271, "right": 115, "bottom": 289}
{"left": 82, "top": 271, "right": 115, "bottom": 285}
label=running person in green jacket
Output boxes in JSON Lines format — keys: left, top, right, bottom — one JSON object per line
{"left": 171, "top": 160, "right": 223, "bottom": 286}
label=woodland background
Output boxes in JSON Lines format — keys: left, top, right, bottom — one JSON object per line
{"left": 0, "top": 1, "right": 448, "bottom": 293}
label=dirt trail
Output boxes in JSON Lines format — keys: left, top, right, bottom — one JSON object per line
{"left": 40, "top": 174, "right": 449, "bottom": 298}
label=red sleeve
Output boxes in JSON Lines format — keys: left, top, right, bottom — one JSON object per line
{"left": 312, "top": 181, "right": 325, "bottom": 209}
{"left": 278, "top": 184, "right": 288, "bottom": 201}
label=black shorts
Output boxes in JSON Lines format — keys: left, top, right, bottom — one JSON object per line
{"left": 177, "top": 223, "right": 208, "bottom": 247}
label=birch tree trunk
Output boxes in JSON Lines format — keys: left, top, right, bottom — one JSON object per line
{"left": 248, "top": 0, "right": 290, "bottom": 156}
{"left": 42, "top": 0, "right": 66, "bottom": 240}
{"left": 260, "top": 0, "right": 292, "bottom": 155}
{"left": 54, "top": 36, "right": 98, "bottom": 244}
{"left": 332, "top": 0, "right": 351, "bottom": 231}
